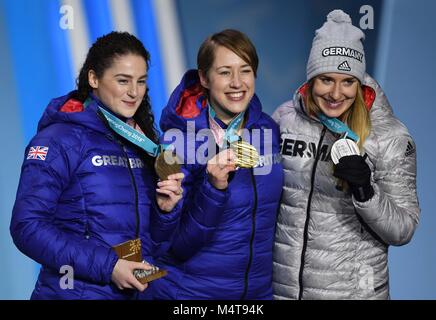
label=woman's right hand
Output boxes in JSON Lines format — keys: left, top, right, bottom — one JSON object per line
{"left": 206, "top": 149, "right": 236, "bottom": 190}
{"left": 111, "top": 259, "right": 151, "bottom": 292}
{"left": 156, "top": 172, "right": 185, "bottom": 212}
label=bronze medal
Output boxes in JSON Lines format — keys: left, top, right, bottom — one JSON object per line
{"left": 154, "top": 149, "right": 182, "bottom": 181}
{"left": 230, "top": 140, "right": 259, "bottom": 168}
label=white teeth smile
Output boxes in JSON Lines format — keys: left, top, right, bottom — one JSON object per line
{"left": 326, "top": 101, "right": 343, "bottom": 108}
{"left": 228, "top": 92, "right": 243, "bottom": 99}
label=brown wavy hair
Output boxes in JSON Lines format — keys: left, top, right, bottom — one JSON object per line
{"left": 72, "top": 31, "right": 158, "bottom": 169}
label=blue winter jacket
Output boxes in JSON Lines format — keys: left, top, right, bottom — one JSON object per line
{"left": 150, "top": 70, "right": 284, "bottom": 300}
{"left": 10, "top": 92, "right": 160, "bottom": 300}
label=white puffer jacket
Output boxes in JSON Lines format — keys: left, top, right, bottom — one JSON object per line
{"left": 272, "top": 74, "right": 420, "bottom": 300}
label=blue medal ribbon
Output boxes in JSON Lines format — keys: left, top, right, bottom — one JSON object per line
{"left": 86, "top": 95, "right": 169, "bottom": 157}
{"left": 98, "top": 107, "right": 161, "bottom": 157}
{"left": 317, "top": 113, "right": 359, "bottom": 142}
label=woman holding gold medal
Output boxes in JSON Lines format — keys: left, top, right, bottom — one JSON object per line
{"left": 10, "top": 32, "right": 183, "bottom": 299}
{"left": 272, "top": 10, "right": 420, "bottom": 299}
{"left": 151, "top": 29, "right": 284, "bottom": 299}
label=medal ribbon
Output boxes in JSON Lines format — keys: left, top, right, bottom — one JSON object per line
{"left": 317, "top": 113, "right": 359, "bottom": 142}
{"left": 98, "top": 107, "right": 162, "bottom": 157}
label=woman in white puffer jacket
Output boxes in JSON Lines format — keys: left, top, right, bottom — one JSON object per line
{"left": 272, "top": 9, "right": 420, "bottom": 300}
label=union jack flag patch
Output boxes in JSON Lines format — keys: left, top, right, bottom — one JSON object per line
{"left": 27, "top": 146, "right": 49, "bottom": 161}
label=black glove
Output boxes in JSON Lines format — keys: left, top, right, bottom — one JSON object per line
{"left": 333, "top": 154, "right": 374, "bottom": 202}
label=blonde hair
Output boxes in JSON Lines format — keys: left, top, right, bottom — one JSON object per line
{"left": 304, "top": 79, "right": 371, "bottom": 150}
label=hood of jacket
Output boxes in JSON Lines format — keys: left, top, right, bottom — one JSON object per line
{"left": 37, "top": 91, "right": 111, "bottom": 136}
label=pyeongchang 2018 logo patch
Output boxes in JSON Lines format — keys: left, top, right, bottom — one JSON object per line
{"left": 322, "top": 47, "right": 364, "bottom": 62}
{"left": 27, "top": 146, "right": 49, "bottom": 161}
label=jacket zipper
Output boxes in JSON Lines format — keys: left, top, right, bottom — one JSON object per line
{"left": 240, "top": 169, "right": 258, "bottom": 299}
{"left": 298, "top": 126, "right": 326, "bottom": 300}
{"left": 98, "top": 112, "right": 140, "bottom": 238}
{"left": 118, "top": 139, "right": 140, "bottom": 238}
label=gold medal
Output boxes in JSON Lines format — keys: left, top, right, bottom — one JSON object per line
{"left": 154, "top": 149, "right": 182, "bottom": 181}
{"left": 230, "top": 140, "right": 259, "bottom": 168}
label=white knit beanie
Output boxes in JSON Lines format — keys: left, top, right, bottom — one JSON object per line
{"left": 306, "top": 9, "right": 366, "bottom": 83}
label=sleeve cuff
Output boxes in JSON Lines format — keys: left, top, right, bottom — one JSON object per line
{"left": 151, "top": 197, "right": 183, "bottom": 223}
{"left": 201, "top": 172, "right": 229, "bottom": 203}
{"left": 189, "top": 174, "right": 229, "bottom": 227}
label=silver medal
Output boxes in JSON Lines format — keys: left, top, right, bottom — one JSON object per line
{"left": 330, "top": 138, "right": 360, "bottom": 164}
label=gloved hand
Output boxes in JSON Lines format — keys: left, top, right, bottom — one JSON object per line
{"left": 333, "top": 154, "right": 374, "bottom": 202}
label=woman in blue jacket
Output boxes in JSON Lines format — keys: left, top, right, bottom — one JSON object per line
{"left": 10, "top": 32, "right": 183, "bottom": 300}
{"left": 151, "top": 29, "right": 284, "bottom": 300}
